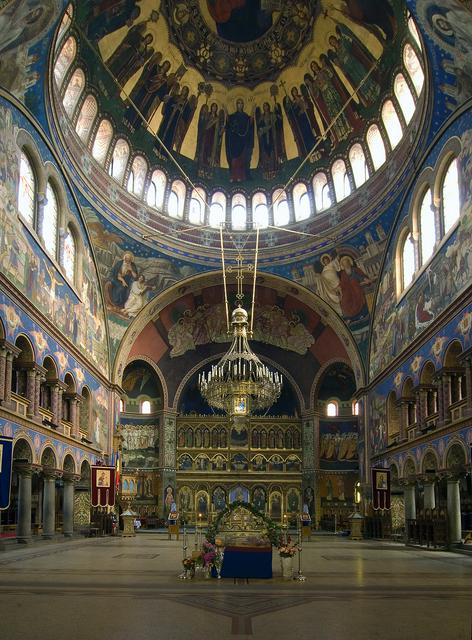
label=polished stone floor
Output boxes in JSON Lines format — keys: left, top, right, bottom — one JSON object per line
{"left": 0, "top": 534, "right": 471, "bottom": 640}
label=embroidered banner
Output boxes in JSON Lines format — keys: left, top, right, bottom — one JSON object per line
{"left": 0, "top": 435, "right": 13, "bottom": 510}
{"left": 91, "top": 466, "right": 116, "bottom": 507}
{"left": 372, "top": 467, "right": 390, "bottom": 510}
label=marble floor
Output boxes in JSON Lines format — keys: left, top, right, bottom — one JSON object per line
{"left": 0, "top": 534, "right": 471, "bottom": 640}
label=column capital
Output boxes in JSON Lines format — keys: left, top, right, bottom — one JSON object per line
{"left": 42, "top": 467, "right": 63, "bottom": 480}
{"left": 0, "top": 339, "right": 21, "bottom": 358}
{"left": 62, "top": 472, "right": 81, "bottom": 484}
{"left": 13, "top": 461, "right": 33, "bottom": 476}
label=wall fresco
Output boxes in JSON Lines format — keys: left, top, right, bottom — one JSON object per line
{"left": 0, "top": 98, "right": 109, "bottom": 376}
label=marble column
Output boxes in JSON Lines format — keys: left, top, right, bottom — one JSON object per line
{"left": 423, "top": 481, "right": 436, "bottom": 510}
{"left": 463, "top": 358, "right": 472, "bottom": 416}
{"left": 71, "top": 396, "right": 81, "bottom": 439}
{"left": 447, "top": 478, "right": 462, "bottom": 544}
{"left": 42, "top": 471, "right": 57, "bottom": 539}
{"left": 57, "top": 387, "right": 64, "bottom": 427}
{"left": 442, "top": 373, "right": 451, "bottom": 423}
{"left": 436, "top": 375, "right": 445, "bottom": 426}
{"left": 63, "top": 476, "right": 75, "bottom": 537}
{"left": 4, "top": 351, "right": 15, "bottom": 406}
{"left": 404, "top": 483, "right": 416, "bottom": 521}
{"left": 34, "top": 369, "right": 43, "bottom": 420}
{"left": 16, "top": 466, "right": 33, "bottom": 543}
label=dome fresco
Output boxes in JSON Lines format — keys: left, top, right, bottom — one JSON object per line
{"left": 52, "top": 0, "right": 426, "bottom": 237}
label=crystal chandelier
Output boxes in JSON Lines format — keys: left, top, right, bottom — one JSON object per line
{"left": 198, "top": 228, "right": 282, "bottom": 416}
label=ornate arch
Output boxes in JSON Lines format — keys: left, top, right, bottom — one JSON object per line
{"left": 121, "top": 355, "right": 169, "bottom": 409}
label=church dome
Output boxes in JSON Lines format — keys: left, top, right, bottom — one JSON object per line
{"left": 51, "top": 0, "right": 427, "bottom": 251}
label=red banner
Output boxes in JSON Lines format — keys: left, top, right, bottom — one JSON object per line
{"left": 372, "top": 468, "right": 391, "bottom": 510}
{"left": 91, "top": 466, "right": 116, "bottom": 507}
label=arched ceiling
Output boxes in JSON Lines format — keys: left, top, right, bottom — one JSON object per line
{"left": 51, "top": 0, "right": 426, "bottom": 251}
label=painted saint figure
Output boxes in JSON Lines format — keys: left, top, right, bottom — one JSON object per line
{"left": 156, "top": 85, "right": 197, "bottom": 155}
{"left": 283, "top": 86, "right": 318, "bottom": 157}
{"left": 225, "top": 99, "right": 254, "bottom": 182}
{"left": 196, "top": 102, "right": 225, "bottom": 177}
{"left": 255, "top": 101, "right": 286, "bottom": 179}
{"left": 106, "top": 22, "right": 154, "bottom": 87}
{"left": 123, "top": 275, "right": 154, "bottom": 318}
{"left": 107, "top": 251, "right": 138, "bottom": 310}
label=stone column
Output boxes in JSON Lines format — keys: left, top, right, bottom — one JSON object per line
{"left": 42, "top": 471, "right": 57, "bottom": 539}
{"left": 0, "top": 346, "right": 6, "bottom": 402}
{"left": 436, "top": 374, "right": 445, "bottom": 427}
{"left": 71, "top": 395, "right": 82, "bottom": 439}
{"left": 442, "top": 373, "right": 451, "bottom": 424}
{"left": 57, "top": 386, "right": 64, "bottom": 426}
{"left": 16, "top": 465, "right": 33, "bottom": 543}
{"left": 4, "top": 351, "right": 15, "bottom": 406}
{"left": 447, "top": 478, "right": 462, "bottom": 544}
{"left": 26, "top": 367, "right": 36, "bottom": 419}
{"left": 34, "top": 369, "right": 44, "bottom": 420}
{"left": 423, "top": 481, "right": 436, "bottom": 510}
{"left": 63, "top": 475, "right": 77, "bottom": 537}
{"left": 462, "top": 357, "right": 472, "bottom": 416}
{"left": 404, "top": 483, "right": 416, "bottom": 521}
{"left": 398, "top": 401, "right": 409, "bottom": 439}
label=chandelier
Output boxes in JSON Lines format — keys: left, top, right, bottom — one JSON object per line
{"left": 198, "top": 228, "right": 282, "bottom": 416}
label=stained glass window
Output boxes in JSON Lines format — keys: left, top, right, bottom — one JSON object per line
{"left": 189, "top": 188, "right": 206, "bottom": 225}
{"left": 18, "top": 151, "right": 36, "bottom": 226}
{"left": 382, "top": 100, "right": 403, "bottom": 149}
{"left": 91, "top": 119, "right": 113, "bottom": 165}
{"left": 109, "top": 138, "right": 129, "bottom": 182}
{"left": 56, "top": 4, "right": 73, "bottom": 46}
{"left": 394, "top": 73, "right": 415, "bottom": 124}
{"left": 62, "top": 68, "right": 85, "bottom": 117}
{"left": 54, "top": 36, "right": 77, "bottom": 88}
{"left": 75, "top": 94, "right": 98, "bottom": 143}
{"left": 419, "top": 188, "right": 435, "bottom": 264}
{"left": 63, "top": 225, "right": 76, "bottom": 283}
{"left": 402, "top": 233, "right": 415, "bottom": 290}
{"left": 209, "top": 192, "right": 226, "bottom": 228}
{"left": 349, "top": 144, "right": 369, "bottom": 187}
{"left": 332, "top": 159, "right": 351, "bottom": 202}
{"left": 146, "top": 169, "right": 166, "bottom": 208}
{"left": 232, "top": 193, "right": 246, "bottom": 230}
{"left": 129, "top": 156, "right": 148, "bottom": 197}
{"left": 403, "top": 44, "right": 424, "bottom": 96}
{"left": 273, "top": 189, "right": 290, "bottom": 226}
{"left": 252, "top": 192, "right": 269, "bottom": 228}
{"left": 169, "top": 180, "right": 185, "bottom": 218}
{"left": 293, "top": 183, "right": 310, "bottom": 221}
{"left": 442, "top": 158, "right": 461, "bottom": 234}
{"left": 313, "top": 172, "right": 331, "bottom": 212}
{"left": 43, "top": 182, "right": 59, "bottom": 258}
{"left": 367, "top": 124, "right": 386, "bottom": 169}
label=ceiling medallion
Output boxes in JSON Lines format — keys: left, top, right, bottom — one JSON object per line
{"left": 161, "top": 0, "right": 320, "bottom": 87}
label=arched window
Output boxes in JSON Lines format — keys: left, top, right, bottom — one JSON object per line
{"left": 168, "top": 180, "right": 186, "bottom": 218}
{"left": 408, "top": 15, "right": 422, "bottom": 50}
{"left": 127, "top": 156, "right": 147, "bottom": 197}
{"left": 394, "top": 73, "right": 415, "bottom": 125}
{"left": 442, "top": 158, "right": 460, "bottom": 234}
{"left": 75, "top": 95, "right": 98, "bottom": 143}
{"left": 293, "top": 183, "right": 310, "bottom": 221}
{"left": 62, "top": 68, "right": 85, "bottom": 117}
{"left": 189, "top": 188, "right": 206, "bottom": 225}
{"left": 231, "top": 193, "right": 246, "bottom": 230}
{"left": 366, "top": 124, "right": 386, "bottom": 170}
{"left": 18, "top": 151, "right": 36, "bottom": 226}
{"left": 331, "top": 159, "right": 351, "bottom": 202}
{"left": 56, "top": 4, "right": 74, "bottom": 46}
{"left": 146, "top": 169, "right": 166, "bottom": 209}
{"left": 141, "top": 400, "right": 151, "bottom": 414}
{"left": 209, "top": 192, "right": 226, "bottom": 228}
{"left": 109, "top": 138, "right": 129, "bottom": 182}
{"left": 402, "top": 232, "right": 415, "bottom": 290}
{"left": 403, "top": 44, "right": 424, "bottom": 96}
{"left": 313, "top": 172, "right": 331, "bottom": 212}
{"left": 63, "top": 225, "right": 76, "bottom": 283}
{"left": 252, "top": 192, "right": 269, "bottom": 228}
{"left": 42, "top": 182, "right": 59, "bottom": 258}
{"left": 326, "top": 401, "right": 338, "bottom": 417}
{"left": 272, "top": 189, "right": 290, "bottom": 226}
{"left": 54, "top": 36, "right": 77, "bottom": 88}
{"left": 119, "top": 398, "right": 124, "bottom": 413}
{"left": 352, "top": 400, "right": 359, "bottom": 416}
{"left": 349, "top": 144, "right": 369, "bottom": 187}
{"left": 382, "top": 100, "right": 403, "bottom": 149}
{"left": 91, "top": 119, "right": 113, "bottom": 165}
{"left": 419, "top": 188, "right": 435, "bottom": 264}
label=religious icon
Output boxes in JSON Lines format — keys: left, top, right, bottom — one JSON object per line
{"left": 233, "top": 395, "right": 247, "bottom": 415}
{"left": 97, "top": 469, "right": 110, "bottom": 488}
{"left": 376, "top": 471, "right": 388, "bottom": 490}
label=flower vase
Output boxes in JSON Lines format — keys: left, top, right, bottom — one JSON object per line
{"left": 280, "top": 555, "right": 293, "bottom": 580}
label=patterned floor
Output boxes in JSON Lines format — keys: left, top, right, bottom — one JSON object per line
{"left": 0, "top": 535, "right": 471, "bottom": 639}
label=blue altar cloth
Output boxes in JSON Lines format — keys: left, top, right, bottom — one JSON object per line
{"left": 220, "top": 546, "right": 273, "bottom": 579}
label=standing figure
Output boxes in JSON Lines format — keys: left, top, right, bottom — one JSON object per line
{"left": 123, "top": 275, "right": 154, "bottom": 318}
{"left": 338, "top": 254, "right": 371, "bottom": 321}
{"left": 283, "top": 87, "right": 318, "bottom": 157}
{"left": 225, "top": 99, "right": 254, "bottom": 182}
{"left": 327, "top": 25, "right": 380, "bottom": 107}
{"left": 196, "top": 102, "right": 226, "bottom": 177}
{"left": 106, "top": 22, "right": 154, "bottom": 87}
{"left": 156, "top": 86, "right": 197, "bottom": 155}
{"left": 255, "top": 101, "right": 286, "bottom": 179}
{"left": 86, "top": 1, "right": 140, "bottom": 42}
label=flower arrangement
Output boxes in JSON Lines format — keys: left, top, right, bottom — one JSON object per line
{"left": 278, "top": 537, "right": 299, "bottom": 558}
{"left": 201, "top": 540, "right": 217, "bottom": 567}
{"left": 182, "top": 557, "right": 195, "bottom": 570}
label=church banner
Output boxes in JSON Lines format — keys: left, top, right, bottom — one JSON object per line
{"left": 372, "top": 468, "right": 390, "bottom": 510}
{"left": 91, "top": 466, "right": 116, "bottom": 507}
{"left": 0, "top": 435, "right": 13, "bottom": 510}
